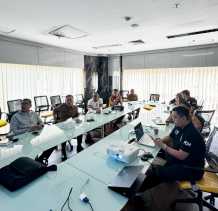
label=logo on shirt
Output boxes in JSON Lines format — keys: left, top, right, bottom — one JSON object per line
{"left": 183, "top": 140, "right": 191, "bottom": 147}
{"left": 175, "top": 129, "right": 180, "bottom": 135}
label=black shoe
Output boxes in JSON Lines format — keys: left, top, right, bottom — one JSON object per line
{"left": 61, "top": 156, "right": 67, "bottom": 162}
{"left": 77, "top": 145, "right": 84, "bottom": 153}
{"left": 66, "top": 142, "right": 74, "bottom": 152}
{"left": 85, "top": 138, "right": 95, "bottom": 145}
{"left": 128, "top": 115, "right": 132, "bottom": 121}
{"left": 35, "top": 157, "right": 48, "bottom": 166}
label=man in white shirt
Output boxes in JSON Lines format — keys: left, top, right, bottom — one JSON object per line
{"left": 87, "top": 93, "right": 103, "bottom": 113}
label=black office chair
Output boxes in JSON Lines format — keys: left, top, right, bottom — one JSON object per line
{"left": 120, "top": 90, "right": 129, "bottom": 101}
{"left": 50, "top": 95, "right": 62, "bottom": 110}
{"left": 7, "top": 99, "right": 22, "bottom": 122}
{"left": 171, "top": 127, "right": 218, "bottom": 211}
{"left": 149, "top": 94, "right": 160, "bottom": 102}
{"left": 34, "top": 96, "right": 50, "bottom": 114}
{"left": 75, "top": 94, "right": 85, "bottom": 113}
{"left": 196, "top": 110, "right": 215, "bottom": 137}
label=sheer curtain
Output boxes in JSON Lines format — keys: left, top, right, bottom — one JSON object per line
{"left": 123, "top": 67, "right": 218, "bottom": 111}
{"left": 0, "top": 63, "right": 84, "bottom": 111}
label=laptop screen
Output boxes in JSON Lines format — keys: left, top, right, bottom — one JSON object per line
{"left": 134, "top": 123, "right": 144, "bottom": 141}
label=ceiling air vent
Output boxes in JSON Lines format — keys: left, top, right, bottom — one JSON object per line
{"left": 167, "top": 28, "right": 218, "bottom": 39}
{"left": 93, "top": 44, "right": 122, "bottom": 49}
{"left": 129, "top": 39, "right": 145, "bottom": 45}
{"left": 49, "top": 25, "right": 88, "bottom": 39}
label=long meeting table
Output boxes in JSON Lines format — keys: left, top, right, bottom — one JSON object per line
{"left": 0, "top": 102, "right": 143, "bottom": 168}
{"left": 0, "top": 101, "right": 173, "bottom": 211}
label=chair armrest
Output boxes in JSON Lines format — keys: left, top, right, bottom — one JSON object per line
{"left": 183, "top": 165, "right": 218, "bottom": 173}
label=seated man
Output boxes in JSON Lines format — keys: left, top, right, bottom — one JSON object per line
{"left": 10, "top": 99, "right": 52, "bottom": 164}
{"left": 108, "top": 89, "right": 124, "bottom": 129}
{"left": 127, "top": 89, "right": 140, "bottom": 120}
{"left": 10, "top": 98, "right": 44, "bottom": 135}
{"left": 87, "top": 92, "right": 103, "bottom": 113}
{"left": 108, "top": 89, "right": 122, "bottom": 106}
{"left": 127, "top": 89, "right": 138, "bottom": 101}
{"left": 53, "top": 95, "right": 84, "bottom": 160}
{"left": 140, "top": 106, "right": 206, "bottom": 191}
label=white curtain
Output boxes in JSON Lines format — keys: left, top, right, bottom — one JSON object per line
{"left": 0, "top": 63, "right": 84, "bottom": 111}
{"left": 123, "top": 67, "right": 218, "bottom": 111}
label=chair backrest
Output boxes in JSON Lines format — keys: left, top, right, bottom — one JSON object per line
{"left": 149, "top": 94, "right": 160, "bottom": 102}
{"left": 7, "top": 99, "right": 22, "bottom": 113}
{"left": 120, "top": 90, "right": 129, "bottom": 99}
{"left": 50, "top": 95, "right": 62, "bottom": 108}
{"left": 206, "top": 127, "right": 218, "bottom": 169}
{"left": 196, "top": 110, "right": 215, "bottom": 126}
{"left": 75, "top": 94, "right": 84, "bottom": 104}
{"left": 34, "top": 96, "right": 49, "bottom": 112}
{"left": 198, "top": 99, "right": 204, "bottom": 107}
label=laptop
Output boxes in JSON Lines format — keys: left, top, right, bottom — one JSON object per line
{"left": 108, "top": 165, "right": 145, "bottom": 198}
{"left": 134, "top": 122, "right": 155, "bottom": 147}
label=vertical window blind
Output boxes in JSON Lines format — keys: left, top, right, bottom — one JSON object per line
{"left": 123, "top": 67, "right": 218, "bottom": 111}
{"left": 0, "top": 63, "right": 84, "bottom": 111}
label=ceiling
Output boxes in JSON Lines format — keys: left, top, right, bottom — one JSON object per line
{"left": 0, "top": 0, "right": 218, "bottom": 55}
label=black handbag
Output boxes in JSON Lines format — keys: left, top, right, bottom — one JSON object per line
{"left": 0, "top": 157, "right": 57, "bottom": 191}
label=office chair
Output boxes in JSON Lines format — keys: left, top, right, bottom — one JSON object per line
{"left": 120, "top": 90, "right": 129, "bottom": 101}
{"left": 50, "top": 95, "right": 62, "bottom": 110}
{"left": 34, "top": 96, "right": 50, "bottom": 113}
{"left": 196, "top": 110, "right": 215, "bottom": 137}
{"left": 171, "top": 127, "right": 218, "bottom": 211}
{"left": 149, "top": 94, "right": 160, "bottom": 102}
{"left": 75, "top": 94, "right": 85, "bottom": 113}
{"left": 7, "top": 99, "right": 22, "bottom": 122}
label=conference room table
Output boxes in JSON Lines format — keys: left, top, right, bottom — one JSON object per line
{"left": 0, "top": 101, "right": 172, "bottom": 211}
{"left": 0, "top": 162, "right": 127, "bottom": 211}
{"left": 0, "top": 101, "right": 143, "bottom": 169}
{"left": 65, "top": 111, "right": 172, "bottom": 185}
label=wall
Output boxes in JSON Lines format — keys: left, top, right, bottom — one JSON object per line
{"left": 122, "top": 44, "right": 218, "bottom": 69}
{"left": 0, "top": 35, "right": 84, "bottom": 68}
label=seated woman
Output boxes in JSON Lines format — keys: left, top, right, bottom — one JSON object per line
{"left": 166, "top": 93, "right": 205, "bottom": 132}
{"left": 165, "top": 93, "right": 186, "bottom": 123}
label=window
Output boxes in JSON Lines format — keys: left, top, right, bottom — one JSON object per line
{"left": 0, "top": 63, "right": 84, "bottom": 111}
{"left": 123, "top": 67, "right": 218, "bottom": 115}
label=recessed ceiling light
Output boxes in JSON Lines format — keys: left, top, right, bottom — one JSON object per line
{"left": 174, "top": 3, "right": 181, "bottom": 8}
{"left": 124, "top": 16, "right": 132, "bottom": 21}
{"left": 131, "top": 23, "right": 139, "bottom": 28}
